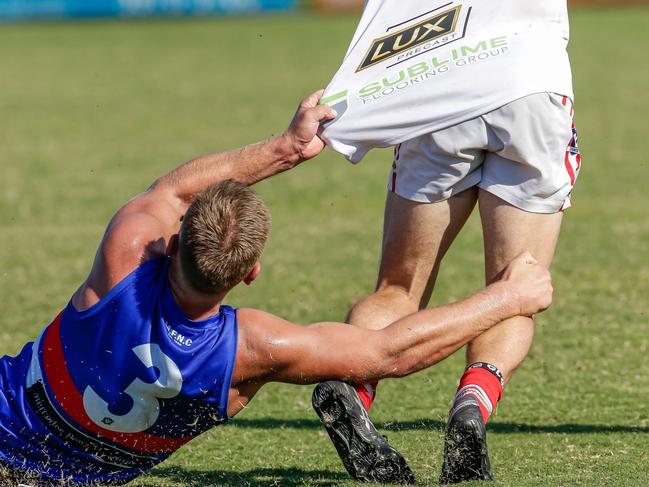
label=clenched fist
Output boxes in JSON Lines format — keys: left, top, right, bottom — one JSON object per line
{"left": 500, "top": 251, "right": 553, "bottom": 317}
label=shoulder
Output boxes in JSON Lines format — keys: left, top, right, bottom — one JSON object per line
{"left": 236, "top": 308, "right": 293, "bottom": 342}
{"left": 73, "top": 193, "right": 180, "bottom": 311}
{"left": 102, "top": 187, "right": 185, "bottom": 274}
{"left": 231, "top": 308, "right": 301, "bottom": 384}
{"left": 102, "top": 211, "right": 169, "bottom": 264}
{"left": 236, "top": 308, "right": 302, "bottom": 339}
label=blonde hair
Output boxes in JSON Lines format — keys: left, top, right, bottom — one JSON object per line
{"left": 178, "top": 180, "right": 270, "bottom": 294}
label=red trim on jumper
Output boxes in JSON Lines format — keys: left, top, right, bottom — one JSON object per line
{"left": 41, "top": 314, "right": 194, "bottom": 454}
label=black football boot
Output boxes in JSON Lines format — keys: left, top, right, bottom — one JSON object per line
{"left": 439, "top": 400, "right": 493, "bottom": 484}
{"left": 312, "top": 381, "right": 416, "bottom": 484}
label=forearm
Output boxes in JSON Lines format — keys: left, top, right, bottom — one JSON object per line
{"left": 146, "top": 90, "right": 335, "bottom": 207}
{"left": 376, "top": 282, "right": 519, "bottom": 379}
{"left": 154, "top": 134, "right": 298, "bottom": 203}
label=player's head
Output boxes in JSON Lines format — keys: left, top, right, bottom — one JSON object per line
{"left": 176, "top": 179, "right": 270, "bottom": 296}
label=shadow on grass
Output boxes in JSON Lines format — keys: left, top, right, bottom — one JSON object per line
{"left": 229, "top": 417, "right": 649, "bottom": 434}
{"left": 147, "top": 465, "right": 347, "bottom": 486}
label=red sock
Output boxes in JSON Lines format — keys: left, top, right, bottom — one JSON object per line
{"left": 450, "top": 363, "right": 504, "bottom": 424}
{"left": 353, "top": 382, "right": 378, "bottom": 411}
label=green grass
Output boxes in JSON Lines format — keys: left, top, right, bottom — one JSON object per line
{"left": 1, "top": 6, "right": 649, "bottom": 486}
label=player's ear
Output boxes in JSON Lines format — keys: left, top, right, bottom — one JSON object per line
{"left": 243, "top": 261, "right": 261, "bottom": 285}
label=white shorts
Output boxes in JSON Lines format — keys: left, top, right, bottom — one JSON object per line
{"left": 388, "top": 92, "right": 582, "bottom": 213}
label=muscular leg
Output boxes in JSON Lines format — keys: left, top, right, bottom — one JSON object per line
{"left": 312, "top": 188, "right": 477, "bottom": 484}
{"left": 440, "top": 189, "right": 563, "bottom": 484}
{"left": 467, "top": 189, "right": 563, "bottom": 380}
{"left": 348, "top": 188, "right": 478, "bottom": 331}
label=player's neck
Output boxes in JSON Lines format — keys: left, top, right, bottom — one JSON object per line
{"left": 167, "top": 259, "right": 226, "bottom": 320}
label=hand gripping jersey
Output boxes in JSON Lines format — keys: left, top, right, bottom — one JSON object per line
{"left": 320, "top": 0, "right": 574, "bottom": 163}
{"left": 0, "top": 257, "right": 237, "bottom": 484}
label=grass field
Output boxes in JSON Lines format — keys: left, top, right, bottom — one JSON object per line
{"left": 1, "top": 6, "right": 649, "bottom": 486}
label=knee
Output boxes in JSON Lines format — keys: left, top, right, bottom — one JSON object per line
{"left": 374, "top": 284, "right": 422, "bottom": 310}
{"left": 348, "top": 285, "right": 421, "bottom": 330}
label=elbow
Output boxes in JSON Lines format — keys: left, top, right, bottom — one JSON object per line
{"left": 346, "top": 338, "right": 429, "bottom": 382}
{"left": 367, "top": 346, "right": 405, "bottom": 381}
{"left": 361, "top": 337, "right": 417, "bottom": 381}
{"left": 379, "top": 356, "right": 411, "bottom": 380}
{"left": 342, "top": 347, "right": 394, "bottom": 384}
{"left": 376, "top": 349, "right": 448, "bottom": 380}
{"left": 370, "top": 336, "right": 415, "bottom": 379}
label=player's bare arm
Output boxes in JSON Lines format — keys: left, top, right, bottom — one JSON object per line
{"left": 72, "top": 91, "right": 335, "bottom": 311}
{"left": 1, "top": 125, "right": 549, "bottom": 485}
{"left": 228, "top": 252, "right": 552, "bottom": 417}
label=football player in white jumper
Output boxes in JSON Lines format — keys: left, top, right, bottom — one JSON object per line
{"left": 314, "top": 0, "right": 581, "bottom": 483}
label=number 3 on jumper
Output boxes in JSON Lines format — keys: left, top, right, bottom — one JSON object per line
{"left": 83, "top": 344, "right": 183, "bottom": 433}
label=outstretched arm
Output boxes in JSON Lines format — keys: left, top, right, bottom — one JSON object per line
{"left": 234, "top": 253, "right": 552, "bottom": 387}
{"left": 73, "top": 91, "right": 335, "bottom": 310}
{"left": 111, "top": 89, "right": 336, "bottom": 246}
{"left": 152, "top": 90, "right": 336, "bottom": 206}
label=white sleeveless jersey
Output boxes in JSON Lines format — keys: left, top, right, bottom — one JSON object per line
{"left": 320, "top": 0, "right": 573, "bottom": 163}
